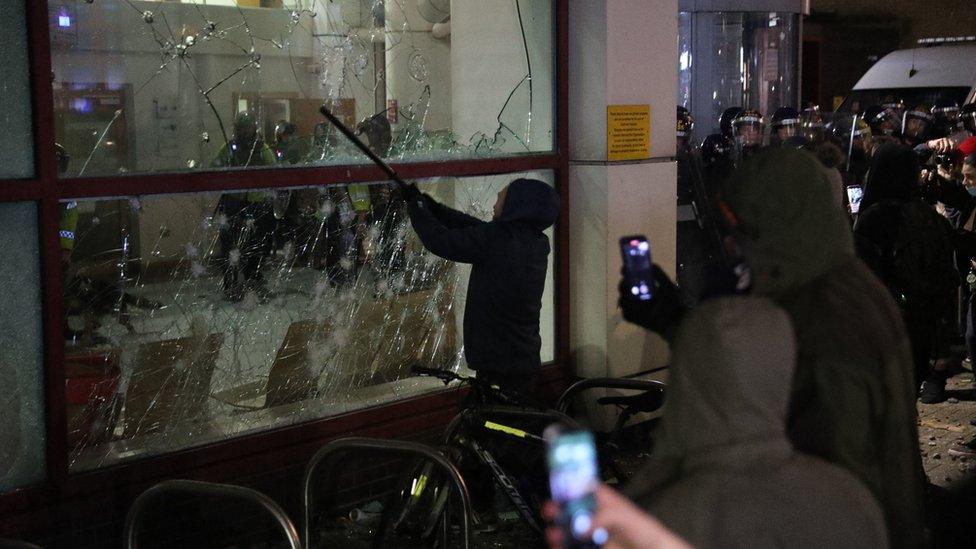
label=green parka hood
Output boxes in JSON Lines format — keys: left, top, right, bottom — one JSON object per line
{"left": 724, "top": 148, "right": 855, "bottom": 297}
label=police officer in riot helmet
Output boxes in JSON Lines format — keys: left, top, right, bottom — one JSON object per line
{"left": 931, "top": 99, "right": 961, "bottom": 139}
{"left": 881, "top": 95, "right": 907, "bottom": 121}
{"left": 903, "top": 104, "right": 935, "bottom": 146}
{"left": 677, "top": 106, "right": 695, "bottom": 153}
{"left": 273, "top": 121, "right": 302, "bottom": 164}
{"left": 698, "top": 107, "right": 741, "bottom": 178}
{"left": 770, "top": 107, "right": 800, "bottom": 147}
{"left": 863, "top": 105, "right": 892, "bottom": 137}
{"left": 719, "top": 107, "right": 745, "bottom": 139}
{"left": 214, "top": 111, "right": 275, "bottom": 168}
{"left": 800, "top": 106, "right": 827, "bottom": 144}
{"left": 961, "top": 102, "right": 976, "bottom": 136}
{"left": 828, "top": 117, "right": 873, "bottom": 185}
{"left": 732, "top": 109, "right": 765, "bottom": 157}
{"left": 700, "top": 133, "right": 735, "bottom": 185}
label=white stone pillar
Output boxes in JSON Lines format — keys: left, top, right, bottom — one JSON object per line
{"left": 569, "top": 0, "right": 678, "bottom": 382}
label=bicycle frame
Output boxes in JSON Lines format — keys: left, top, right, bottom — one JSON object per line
{"left": 466, "top": 437, "right": 544, "bottom": 533}
{"left": 444, "top": 406, "right": 579, "bottom": 535}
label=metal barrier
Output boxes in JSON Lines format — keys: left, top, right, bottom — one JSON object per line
{"left": 301, "top": 437, "right": 473, "bottom": 549}
{"left": 123, "top": 479, "right": 302, "bottom": 549}
{"left": 555, "top": 377, "right": 667, "bottom": 413}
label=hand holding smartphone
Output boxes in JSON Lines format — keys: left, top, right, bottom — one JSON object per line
{"left": 545, "top": 426, "right": 606, "bottom": 548}
{"left": 620, "top": 235, "right": 653, "bottom": 301}
{"left": 846, "top": 185, "right": 864, "bottom": 214}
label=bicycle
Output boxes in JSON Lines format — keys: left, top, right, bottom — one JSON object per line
{"left": 555, "top": 377, "right": 666, "bottom": 483}
{"left": 372, "top": 366, "right": 576, "bottom": 547}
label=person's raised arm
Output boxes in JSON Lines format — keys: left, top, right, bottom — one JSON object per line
{"left": 425, "top": 194, "right": 486, "bottom": 229}
{"left": 405, "top": 188, "right": 490, "bottom": 264}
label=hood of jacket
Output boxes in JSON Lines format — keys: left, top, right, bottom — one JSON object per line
{"left": 497, "top": 178, "right": 560, "bottom": 231}
{"left": 724, "top": 148, "right": 855, "bottom": 297}
{"left": 658, "top": 296, "right": 796, "bottom": 462}
{"left": 859, "top": 143, "right": 920, "bottom": 212}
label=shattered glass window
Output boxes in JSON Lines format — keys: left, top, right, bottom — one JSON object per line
{"left": 63, "top": 171, "right": 556, "bottom": 470}
{"left": 0, "top": 203, "right": 46, "bottom": 492}
{"left": 0, "top": 0, "right": 33, "bottom": 179}
{"left": 49, "top": 0, "right": 554, "bottom": 178}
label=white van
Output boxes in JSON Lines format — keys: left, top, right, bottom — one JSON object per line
{"left": 839, "top": 43, "right": 976, "bottom": 113}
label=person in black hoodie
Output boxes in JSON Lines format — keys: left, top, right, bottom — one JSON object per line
{"left": 853, "top": 143, "right": 960, "bottom": 399}
{"left": 404, "top": 178, "right": 559, "bottom": 395}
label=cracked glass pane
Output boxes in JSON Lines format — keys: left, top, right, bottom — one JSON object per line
{"left": 49, "top": 0, "right": 554, "bottom": 178}
{"left": 63, "top": 172, "right": 556, "bottom": 470}
{"left": 0, "top": 0, "right": 33, "bottom": 179}
{"left": 0, "top": 203, "right": 45, "bottom": 492}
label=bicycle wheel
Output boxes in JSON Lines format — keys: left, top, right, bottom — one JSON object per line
{"left": 372, "top": 458, "right": 454, "bottom": 548}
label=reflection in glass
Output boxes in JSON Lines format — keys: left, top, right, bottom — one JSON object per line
{"left": 0, "top": 0, "right": 33, "bottom": 179}
{"left": 681, "top": 11, "right": 799, "bottom": 136}
{"left": 0, "top": 203, "right": 45, "bottom": 492}
{"left": 49, "top": 0, "right": 554, "bottom": 178}
{"left": 62, "top": 172, "right": 556, "bottom": 470}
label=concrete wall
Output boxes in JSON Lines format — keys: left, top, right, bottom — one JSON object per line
{"left": 569, "top": 0, "right": 678, "bottom": 383}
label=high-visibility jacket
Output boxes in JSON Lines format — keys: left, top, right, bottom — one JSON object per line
{"left": 348, "top": 184, "right": 372, "bottom": 213}
{"left": 60, "top": 201, "right": 79, "bottom": 251}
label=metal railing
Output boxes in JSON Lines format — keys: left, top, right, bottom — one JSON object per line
{"left": 123, "top": 479, "right": 302, "bottom": 549}
{"left": 301, "top": 437, "right": 473, "bottom": 549}
{"left": 555, "top": 377, "right": 667, "bottom": 413}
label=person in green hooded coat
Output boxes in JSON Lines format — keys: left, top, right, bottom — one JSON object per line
{"left": 621, "top": 148, "right": 924, "bottom": 548}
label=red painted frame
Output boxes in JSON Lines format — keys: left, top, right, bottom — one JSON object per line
{"left": 0, "top": 0, "right": 571, "bottom": 534}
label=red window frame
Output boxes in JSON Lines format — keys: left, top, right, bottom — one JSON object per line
{"left": 0, "top": 0, "right": 570, "bottom": 525}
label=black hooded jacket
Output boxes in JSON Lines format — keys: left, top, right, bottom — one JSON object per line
{"left": 407, "top": 179, "right": 559, "bottom": 374}
{"left": 854, "top": 144, "right": 958, "bottom": 320}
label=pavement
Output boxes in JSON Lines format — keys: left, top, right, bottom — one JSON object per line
{"left": 918, "top": 366, "right": 976, "bottom": 488}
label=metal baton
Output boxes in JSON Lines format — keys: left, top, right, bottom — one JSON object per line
{"left": 318, "top": 105, "right": 409, "bottom": 190}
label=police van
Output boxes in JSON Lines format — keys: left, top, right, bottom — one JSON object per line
{"left": 839, "top": 39, "right": 976, "bottom": 113}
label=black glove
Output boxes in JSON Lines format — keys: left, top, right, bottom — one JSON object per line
{"left": 401, "top": 182, "right": 422, "bottom": 202}
{"left": 618, "top": 264, "right": 685, "bottom": 341}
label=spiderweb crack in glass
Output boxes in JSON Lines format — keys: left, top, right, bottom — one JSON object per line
{"left": 53, "top": 0, "right": 551, "bottom": 178}
{"left": 61, "top": 172, "right": 556, "bottom": 471}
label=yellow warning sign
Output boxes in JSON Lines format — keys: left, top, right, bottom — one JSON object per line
{"left": 607, "top": 105, "right": 651, "bottom": 161}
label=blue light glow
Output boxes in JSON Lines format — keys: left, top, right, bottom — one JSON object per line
{"left": 58, "top": 9, "right": 72, "bottom": 28}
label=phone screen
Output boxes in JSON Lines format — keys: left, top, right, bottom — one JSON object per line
{"left": 847, "top": 185, "right": 864, "bottom": 214}
{"left": 620, "top": 236, "right": 653, "bottom": 301}
{"left": 547, "top": 429, "right": 602, "bottom": 547}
